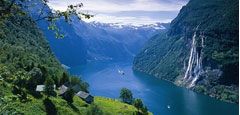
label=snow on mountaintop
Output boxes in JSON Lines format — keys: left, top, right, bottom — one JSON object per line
{"left": 88, "top": 21, "right": 166, "bottom": 30}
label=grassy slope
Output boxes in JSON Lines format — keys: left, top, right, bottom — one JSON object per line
{"left": 0, "top": 81, "right": 142, "bottom": 115}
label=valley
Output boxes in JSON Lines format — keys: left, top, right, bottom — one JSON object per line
{"left": 0, "top": 0, "right": 238, "bottom": 114}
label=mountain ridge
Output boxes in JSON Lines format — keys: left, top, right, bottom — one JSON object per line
{"left": 133, "top": 0, "right": 239, "bottom": 103}
{"left": 26, "top": 0, "right": 167, "bottom": 66}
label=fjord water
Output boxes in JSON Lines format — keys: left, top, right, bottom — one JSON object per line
{"left": 69, "top": 62, "right": 238, "bottom": 115}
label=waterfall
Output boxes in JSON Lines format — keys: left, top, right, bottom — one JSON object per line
{"left": 184, "top": 31, "right": 197, "bottom": 80}
{"left": 183, "top": 26, "right": 204, "bottom": 88}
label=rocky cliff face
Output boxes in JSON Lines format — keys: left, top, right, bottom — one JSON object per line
{"left": 133, "top": 0, "right": 239, "bottom": 103}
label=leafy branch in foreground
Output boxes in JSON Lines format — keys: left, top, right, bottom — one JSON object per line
{"left": 0, "top": 0, "right": 93, "bottom": 38}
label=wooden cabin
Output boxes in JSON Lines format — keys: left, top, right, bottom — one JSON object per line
{"left": 76, "top": 91, "right": 94, "bottom": 104}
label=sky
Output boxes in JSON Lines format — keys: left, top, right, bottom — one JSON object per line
{"left": 48, "top": 0, "right": 188, "bottom": 26}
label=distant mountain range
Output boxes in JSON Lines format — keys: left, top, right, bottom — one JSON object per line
{"left": 70, "top": 19, "right": 167, "bottom": 63}
{"left": 26, "top": 0, "right": 167, "bottom": 67}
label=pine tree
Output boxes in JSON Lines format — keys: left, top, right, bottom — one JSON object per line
{"left": 44, "top": 77, "right": 55, "bottom": 97}
{"left": 60, "top": 72, "right": 69, "bottom": 85}
{"left": 63, "top": 88, "right": 75, "bottom": 103}
{"left": 133, "top": 99, "right": 143, "bottom": 112}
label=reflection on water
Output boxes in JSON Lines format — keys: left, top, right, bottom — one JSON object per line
{"left": 69, "top": 62, "right": 238, "bottom": 115}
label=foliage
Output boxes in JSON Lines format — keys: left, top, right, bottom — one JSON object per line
{"left": 44, "top": 77, "right": 55, "bottom": 97}
{"left": 60, "top": 72, "right": 69, "bottom": 86}
{"left": 133, "top": 99, "right": 143, "bottom": 111}
{"left": 69, "top": 76, "right": 81, "bottom": 85}
{"left": 28, "top": 67, "right": 43, "bottom": 90}
{"left": 141, "top": 106, "right": 149, "bottom": 115}
{"left": 119, "top": 88, "right": 133, "bottom": 104}
{"left": 87, "top": 104, "right": 103, "bottom": 115}
{"left": 79, "top": 82, "right": 89, "bottom": 93}
{"left": 0, "top": 0, "right": 93, "bottom": 39}
{"left": 63, "top": 88, "right": 75, "bottom": 103}
{"left": 0, "top": 1, "right": 66, "bottom": 91}
{"left": 43, "top": 98, "right": 57, "bottom": 115}
{"left": 13, "top": 71, "right": 30, "bottom": 89}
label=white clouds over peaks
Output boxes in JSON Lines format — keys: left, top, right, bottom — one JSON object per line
{"left": 47, "top": 0, "right": 188, "bottom": 26}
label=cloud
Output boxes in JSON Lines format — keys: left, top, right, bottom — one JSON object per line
{"left": 83, "top": 14, "right": 172, "bottom": 26}
{"left": 47, "top": 0, "right": 188, "bottom": 25}
{"left": 48, "top": 0, "right": 187, "bottom": 12}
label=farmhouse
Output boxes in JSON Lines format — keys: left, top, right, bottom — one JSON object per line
{"left": 76, "top": 91, "right": 94, "bottom": 104}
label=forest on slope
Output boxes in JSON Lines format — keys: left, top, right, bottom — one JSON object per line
{"left": 0, "top": 1, "right": 149, "bottom": 115}
{"left": 133, "top": 0, "right": 239, "bottom": 103}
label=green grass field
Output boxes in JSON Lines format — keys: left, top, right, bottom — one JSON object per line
{"left": 0, "top": 82, "right": 152, "bottom": 115}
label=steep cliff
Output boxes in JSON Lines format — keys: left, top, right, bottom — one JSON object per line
{"left": 133, "top": 0, "right": 238, "bottom": 103}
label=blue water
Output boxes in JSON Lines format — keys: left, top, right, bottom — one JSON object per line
{"left": 69, "top": 62, "right": 238, "bottom": 115}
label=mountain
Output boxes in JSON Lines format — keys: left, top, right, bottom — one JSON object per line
{"left": 25, "top": 0, "right": 87, "bottom": 67}
{"left": 25, "top": 0, "right": 166, "bottom": 66}
{"left": 71, "top": 20, "right": 166, "bottom": 62}
{"left": 133, "top": 0, "right": 238, "bottom": 103}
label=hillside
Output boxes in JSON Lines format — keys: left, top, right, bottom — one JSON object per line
{"left": 133, "top": 0, "right": 239, "bottom": 103}
{"left": 26, "top": 0, "right": 87, "bottom": 67}
{"left": 1, "top": 81, "right": 141, "bottom": 114}
{"left": 0, "top": 2, "right": 148, "bottom": 115}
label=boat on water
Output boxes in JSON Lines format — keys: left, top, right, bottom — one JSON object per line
{"left": 167, "top": 105, "right": 171, "bottom": 109}
{"left": 118, "top": 69, "right": 125, "bottom": 75}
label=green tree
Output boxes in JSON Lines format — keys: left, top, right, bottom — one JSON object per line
{"left": 63, "top": 88, "right": 75, "bottom": 103}
{"left": 87, "top": 104, "right": 103, "bottom": 115}
{"left": 69, "top": 76, "right": 89, "bottom": 92}
{"left": 38, "top": 65, "right": 48, "bottom": 83}
{"left": 0, "top": 0, "right": 93, "bottom": 38}
{"left": 12, "top": 85, "right": 28, "bottom": 101}
{"left": 12, "top": 71, "right": 30, "bottom": 101}
{"left": 52, "top": 75, "right": 60, "bottom": 87}
{"left": 69, "top": 76, "right": 81, "bottom": 86}
{"left": 80, "top": 82, "right": 89, "bottom": 93}
{"left": 133, "top": 99, "right": 143, "bottom": 112}
{"left": 141, "top": 106, "right": 148, "bottom": 115}
{"left": 60, "top": 72, "right": 69, "bottom": 85}
{"left": 13, "top": 71, "right": 29, "bottom": 88}
{"left": 28, "top": 67, "right": 43, "bottom": 90}
{"left": 119, "top": 88, "right": 133, "bottom": 104}
{"left": 44, "top": 77, "right": 55, "bottom": 97}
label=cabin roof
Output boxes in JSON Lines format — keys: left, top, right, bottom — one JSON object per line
{"left": 76, "top": 91, "right": 91, "bottom": 99}
{"left": 59, "top": 85, "right": 68, "bottom": 95}
{"left": 36, "top": 85, "right": 56, "bottom": 92}
{"left": 59, "top": 83, "right": 82, "bottom": 94}
{"left": 36, "top": 85, "right": 44, "bottom": 92}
